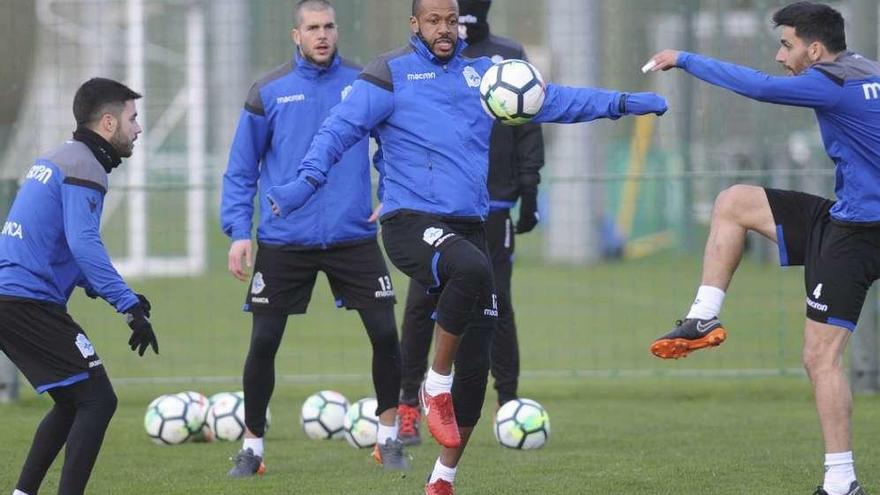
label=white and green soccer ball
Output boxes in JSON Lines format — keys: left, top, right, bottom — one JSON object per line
{"left": 206, "top": 391, "right": 270, "bottom": 442}
{"left": 479, "top": 59, "right": 546, "bottom": 126}
{"left": 144, "top": 394, "right": 194, "bottom": 445}
{"left": 300, "top": 390, "right": 349, "bottom": 440}
{"left": 176, "top": 391, "right": 212, "bottom": 442}
{"left": 343, "top": 397, "right": 379, "bottom": 448}
{"left": 493, "top": 398, "right": 550, "bottom": 450}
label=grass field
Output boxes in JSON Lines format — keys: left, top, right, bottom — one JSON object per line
{"left": 2, "top": 378, "right": 879, "bottom": 494}
{"left": 0, "top": 232, "right": 876, "bottom": 493}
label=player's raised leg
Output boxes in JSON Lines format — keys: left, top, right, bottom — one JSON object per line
{"left": 419, "top": 236, "right": 495, "bottom": 450}
{"left": 651, "top": 185, "right": 776, "bottom": 358}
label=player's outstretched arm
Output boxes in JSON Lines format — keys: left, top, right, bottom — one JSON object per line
{"left": 643, "top": 49, "right": 840, "bottom": 108}
{"left": 266, "top": 78, "right": 394, "bottom": 217}
{"left": 534, "top": 84, "right": 667, "bottom": 124}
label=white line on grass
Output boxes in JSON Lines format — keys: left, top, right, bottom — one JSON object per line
{"left": 112, "top": 368, "right": 806, "bottom": 385}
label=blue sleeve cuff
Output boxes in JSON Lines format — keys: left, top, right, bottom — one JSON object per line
{"left": 230, "top": 230, "right": 251, "bottom": 241}
{"left": 677, "top": 51, "right": 693, "bottom": 68}
{"left": 117, "top": 293, "right": 140, "bottom": 314}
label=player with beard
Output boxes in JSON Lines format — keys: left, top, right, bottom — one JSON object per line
{"left": 267, "top": 0, "right": 667, "bottom": 492}
{"left": 645, "top": 2, "right": 877, "bottom": 493}
{"left": 0, "top": 77, "right": 158, "bottom": 495}
{"left": 395, "top": 0, "right": 546, "bottom": 446}
{"left": 221, "top": 0, "right": 408, "bottom": 477}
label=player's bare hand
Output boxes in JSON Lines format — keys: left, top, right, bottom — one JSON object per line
{"left": 228, "top": 239, "right": 253, "bottom": 282}
{"left": 368, "top": 202, "right": 383, "bottom": 223}
{"left": 644, "top": 50, "right": 682, "bottom": 72}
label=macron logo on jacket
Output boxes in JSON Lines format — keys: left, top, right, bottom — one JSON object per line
{"left": 277, "top": 94, "right": 306, "bottom": 104}
{"left": 407, "top": 71, "right": 436, "bottom": 81}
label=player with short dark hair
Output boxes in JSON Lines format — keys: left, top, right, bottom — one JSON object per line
{"left": 395, "top": 0, "right": 545, "bottom": 447}
{"left": 220, "top": 0, "right": 408, "bottom": 477}
{"left": 0, "top": 76, "right": 158, "bottom": 495}
{"left": 644, "top": 2, "right": 875, "bottom": 494}
{"left": 267, "top": 0, "right": 666, "bottom": 492}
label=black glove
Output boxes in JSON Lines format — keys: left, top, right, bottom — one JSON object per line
{"left": 125, "top": 302, "right": 159, "bottom": 356}
{"left": 515, "top": 190, "right": 540, "bottom": 234}
{"left": 136, "top": 293, "right": 151, "bottom": 318}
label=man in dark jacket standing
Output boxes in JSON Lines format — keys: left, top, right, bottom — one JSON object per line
{"left": 395, "top": 0, "right": 545, "bottom": 446}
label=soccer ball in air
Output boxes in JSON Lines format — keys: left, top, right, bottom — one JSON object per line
{"left": 479, "top": 59, "right": 546, "bottom": 126}
{"left": 176, "top": 390, "right": 212, "bottom": 442}
{"left": 300, "top": 390, "right": 349, "bottom": 440}
{"left": 343, "top": 397, "right": 379, "bottom": 448}
{"left": 493, "top": 398, "right": 550, "bottom": 450}
{"left": 144, "top": 394, "right": 195, "bottom": 445}
{"left": 206, "top": 391, "right": 271, "bottom": 442}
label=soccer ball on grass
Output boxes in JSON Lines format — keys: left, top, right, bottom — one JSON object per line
{"left": 144, "top": 394, "right": 197, "bottom": 445}
{"left": 206, "top": 391, "right": 271, "bottom": 442}
{"left": 493, "top": 398, "right": 550, "bottom": 450}
{"left": 300, "top": 390, "right": 349, "bottom": 440}
{"left": 343, "top": 397, "right": 379, "bottom": 448}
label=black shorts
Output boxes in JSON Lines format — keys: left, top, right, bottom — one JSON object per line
{"left": 766, "top": 188, "right": 880, "bottom": 330}
{"left": 380, "top": 212, "right": 486, "bottom": 290}
{"left": 0, "top": 297, "right": 105, "bottom": 394}
{"left": 244, "top": 239, "right": 396, "bottom": 314}
{"left": 381, "top": 211, "right": 496, "bottom": 330}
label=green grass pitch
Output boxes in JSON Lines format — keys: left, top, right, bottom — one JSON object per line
{"left": 0, "top": 234, "right": 878, "bottom": 493}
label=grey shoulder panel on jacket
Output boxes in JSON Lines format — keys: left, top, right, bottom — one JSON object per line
{"left": 814, "top": 52, "right": 880, "bottom": 85}
{"left": 44, "top": 141, "right": 108, "bottom": 193}
{"left": 245, "top": 60, "right": 295, "bottom": 115}
{"left": 359, "top": 45, "right": 414, "bottom": 92}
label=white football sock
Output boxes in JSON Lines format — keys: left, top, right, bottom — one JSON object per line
{"left": 824, "top": 451, "right": 856, "bottom": 495}
{"left": 13, "top": 490, "right": 31, "bottom": 495}
{"left": 685, "top": 285, "right": 725, "bottom": 320}
{"left": 425, "top": 368, "right": 453, "bottom": 396}
{"left": 243, "top": 437, "right": 264, "bottom": 458}
{"left": 428, "top": 457, "right": 457, "bottom": 484}
{"left": 377, "top": 419, "right": 399, "bottom": 444}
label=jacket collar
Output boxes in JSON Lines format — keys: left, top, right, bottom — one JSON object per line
{"left": 294, "top": 49, "right": 341, "bottom": 79}
{"left": 72, "top": 127, "right": 121, "bottom": 174}
{"left": 409, "top": 35, "right": 467, "bottom": 65}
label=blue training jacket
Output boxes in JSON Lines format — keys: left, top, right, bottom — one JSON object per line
{"left": 678, "top": 51, "right": 880, "bottom": 224}
{"left": 221, "top": 51, "right": 381, "bottom": 248}
{"left": 0, "top": 140, "right": 138, "bottom": 312}
{"left": 296, "top": 36, "right": 629, "bottom": 221}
